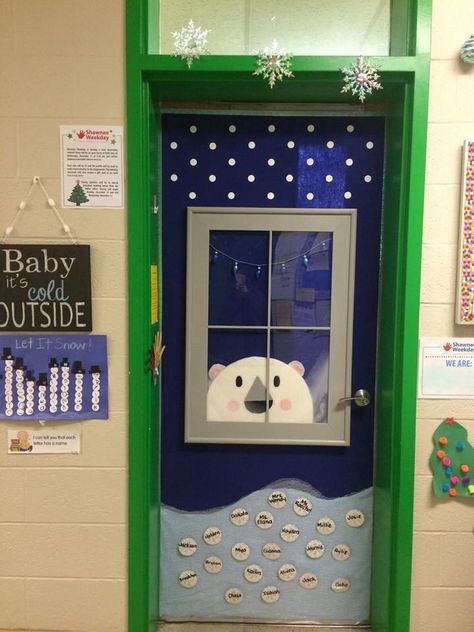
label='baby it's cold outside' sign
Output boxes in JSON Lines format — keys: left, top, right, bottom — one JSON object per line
{"left": 0, "top": 334, "right": 108, "bottom": 421}
{"left": 0, "top": 245, "right": 92, "bottom": 331}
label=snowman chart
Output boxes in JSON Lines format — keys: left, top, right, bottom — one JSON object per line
{"left": 0, "top": 335, "right": 108, "bottom": 420}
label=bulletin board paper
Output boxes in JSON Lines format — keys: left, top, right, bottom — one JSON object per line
{"left": 418, "top": 337, "right": 474, "bottom": 398}
{"left": 60, "top": 125, "right": 124, "bottom": 208}
{"left": 0, "top": 334, "right": 108, "bottom": 420}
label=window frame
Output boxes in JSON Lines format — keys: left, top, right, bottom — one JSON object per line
{"left": 185, "top": 206, "right": 357, "bottom": 445}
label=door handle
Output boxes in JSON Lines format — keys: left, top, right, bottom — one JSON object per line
{"left": 339, "top": 389, "right": 371, "bottom": 407}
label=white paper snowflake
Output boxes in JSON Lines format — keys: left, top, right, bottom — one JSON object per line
{"left": 172, "top": 19, "right": 211, "bottom": 68}
{"left": 341, "top": 56, "right": 383, "bottom": 103}
{"left": 253, "top": 40, "right": 294, "bottom": 88}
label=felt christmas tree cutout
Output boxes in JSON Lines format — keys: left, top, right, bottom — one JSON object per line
{"left": 68, "top": 180, "right": 89, "bottom": 206}
{"left": 430, "top": 417, "right": 474, "bottom": 498}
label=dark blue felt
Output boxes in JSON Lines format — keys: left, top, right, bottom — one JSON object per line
{"left": 161, "top": 114, "right": 384, "bottom": 510}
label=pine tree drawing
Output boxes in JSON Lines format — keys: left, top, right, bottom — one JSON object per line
{"left": 68, "top": 180, "right": 90, "bottom": 206}
{"left": 430, "top": 417, "right": 474, "bottom": 498}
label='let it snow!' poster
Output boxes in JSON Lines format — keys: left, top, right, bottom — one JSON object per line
{"left": 60, "top": 125, "right": 124, "bottom": 208}
{"left": 0, "top": 335, "right": 108, "bottom": 421}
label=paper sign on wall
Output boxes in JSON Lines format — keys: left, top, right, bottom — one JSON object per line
{"left": 0, "top": 245, "right": 92, "bottom": 332}
{"left": 418, "top": 337, "right": 474, "bottom": 398}
{"left": 60, "top": 125, "right": 124, "bottom": 208}
{"left": 0, "top": 334, "right": 108, "bottom": 420}
{"left": 8, "top": 429, "right": 80, "bottom": 454}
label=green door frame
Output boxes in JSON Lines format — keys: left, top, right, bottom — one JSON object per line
{"left": 126, "top": 2, "right": 432, "bottom": 631}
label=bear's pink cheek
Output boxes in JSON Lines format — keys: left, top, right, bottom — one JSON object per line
{"left": 227, "top": 400, "right": 239, "bottom": 412}
{"left": 279, "top": 398, "right": 292, "bottom": 411}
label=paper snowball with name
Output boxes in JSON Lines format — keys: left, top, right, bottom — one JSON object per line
{"left": 207, "top": 356, "right": 314, "bottom": 422}
{"left": 418, "top": 338, "right": 474, "bottom": 398}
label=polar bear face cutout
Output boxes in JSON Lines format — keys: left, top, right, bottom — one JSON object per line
{"left": 207, "top": 356, "right": 314, "bottom": 423}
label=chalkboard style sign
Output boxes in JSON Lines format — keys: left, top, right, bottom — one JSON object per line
{"left": 0, "top": 245, "right": 92, "bottom": 332}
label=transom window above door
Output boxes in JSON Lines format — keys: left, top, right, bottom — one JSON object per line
{"left": 185, "top": 207, "right": 356, "bottom": 445}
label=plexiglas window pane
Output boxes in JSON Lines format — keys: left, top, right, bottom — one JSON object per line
{"left": 158, "top": 0, "right": 390, "bottom": 56}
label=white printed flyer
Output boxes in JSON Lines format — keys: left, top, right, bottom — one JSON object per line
{"left": 418, "top": 337, "right": 474, "bottom": 398}
{"left": 60, "top": 125, "right": 124, "bottom": 208}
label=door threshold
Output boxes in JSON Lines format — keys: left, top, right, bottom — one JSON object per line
{"left": 158, "top": 623, "right": 370, "bottom": 631}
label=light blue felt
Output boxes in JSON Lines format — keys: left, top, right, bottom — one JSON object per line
{"left": 160, "top": 482, "right": 372, "bottom": 623}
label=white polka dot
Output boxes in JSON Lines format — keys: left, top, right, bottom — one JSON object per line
{"left": 344, "top": 191, "right": 352, "bottom": 199}
{"left": 170, "top": 174, "right": 178, "bottom": 182}
{"left": 327, "top": 140, "right": 334, "bottom": 149}
{"left": 268, "top": 124, "right": 276, "bottom": 133}
{"left": 325, "top": 174, "right": 333, "bottom": 182}
{"left": 248, "top": 174, "right": 255, "bottom": 182}
{"left": 347, "top": 124, "right": 355, "bottom": 133}
{"left": 267, "top": 192, "right": 275, "bottom": 200}
{"left": 228, "top": 192, "right": 235, "bottom": 200}
{"left": 286, "top": 174, "right": 293, "bottom": 182}
{"left": 287, "top": 140, "right": 295, "bottom": 149}
{"left": 189, "top": 192, "right": 197, "bottom": 200}
{"left": 228, "top": 125, "right": 237, "bottom": 133}
{"left": 346, "top": 158, "right": 353, "bottom": 166}
{"left": 248, "top": 141, "right": 256, "bottom": 149}
{"left": 170, "top": 141, "right": 178, "bottom": 149}
{"left": 307, "top": 124, "right": 315, "bottom": 132}
{"left": 209, "top": 142, "right": 217, "bottom": 150}
{"left": 366, "top": 141, "right": 374, "bottom": 149}
{"left": 189, "top": 125, "right": 197, "bottom": 134}
{"left": 267, "top": 158, "right": 275, "bottom": 166}
{"left": 306, "top": 158, "right": 314, "bottom": 166}
{"left": 364, "top": 175, "right": 372, "bottom": 183}
{"left": 209, "top": 174, "right": 217, "bottom": 182}
{"left": 228, "top": 158, "right": 236, "bottom": 166}
{"left": 190, "top": 158, "right": 198, "bottom": 166}
{"left": 306, "top": 192, "right": 314, "bottom": 201}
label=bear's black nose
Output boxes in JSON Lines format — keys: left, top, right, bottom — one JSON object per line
{"left": 244, "top": 376, "right": 273, "bottom": 414}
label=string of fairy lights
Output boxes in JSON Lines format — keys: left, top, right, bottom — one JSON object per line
{"left": 209, "top": 236, "right": 332, "bottom": 278}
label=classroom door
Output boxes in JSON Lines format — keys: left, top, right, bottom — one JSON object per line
{"left": 159, "top": 111, "right": 384, "bottom": 625}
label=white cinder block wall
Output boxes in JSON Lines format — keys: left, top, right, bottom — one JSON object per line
{"left": 411, "top": 2, "right": 474, "bottom": 631}
{"left": 0, "top": 1, "right": 473, "bottom": 632}
{"left": 0, "top": 1, "right": 127, "bottom": 631}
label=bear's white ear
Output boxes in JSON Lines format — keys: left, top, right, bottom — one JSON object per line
{"left": 288, "top": 360, "right": 305, "bottom": 377}
{"left": 209, "top": 363, "right": 226, "bottom": 381}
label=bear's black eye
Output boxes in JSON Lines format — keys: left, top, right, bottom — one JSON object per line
{"left": 235, "top": 376, "right": 243, "bottom": 387}
{"left": 273, "top": 375, "right": 280, "bottom": 387}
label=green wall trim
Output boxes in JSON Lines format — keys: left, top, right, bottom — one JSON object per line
{"left": 126, "top": 2, "right": 432, "bottom": 631}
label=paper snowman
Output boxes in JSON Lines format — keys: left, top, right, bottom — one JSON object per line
{"left": 207, "top": 356, "right": 314, "bottom": 423}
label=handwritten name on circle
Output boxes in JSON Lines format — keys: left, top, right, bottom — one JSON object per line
{"left": 299, "top": 572, "right": 318, "bottom": 589}
{"left": 280, "top": 523, "right": 300, "bottom": 542}
{"left": 278, "top": 563, "right": 297, "bottom": 581}
{"left": 231, "top": 542, "right": 250, "bottom": 561}
{"left": 255, "top": 511, "right": 274, "bottom": 529}
{"left": 229, "top": 507, "right": 249, "bottom": 526}
{"left": 204, "top": 556, "right": 223, "bottom": 574}
{"left": 244, "top": 564, "right": 263, "bottom": 583}
{"left": 293, "top": 496, "right": 312, "bottom": 516}
{"left": 261, "top": 542, "right": 281, "bottom": 560}
{"left": 332, "top": 544, "right": 351, "bottom": 561}
{"left": 179, "top": 570, "right": 197, "bottom": 588}
{"left": 224, "top": 587, "right": 243, "bottom": 604}
{"left": 261, "top": 585, "right": 280, "bottom": 603}
{"left": 305, "top": 539, "right": 325, "bottom": 559}
{"left": 203, "top": 526, "right": 222, "bottom": 545}
{"left": 316, "top": 516, "right": 335, "bottom": 535}
{"left": 331, "top": 577, "right": 351, "bottom": 592}
{"left": 177, "top": 537, "right": 198, "bottom": 557}
{"left": 267, "top": 490, "right": 287, "bottom": 508}
{"left": 345, "top": 509, "right": 365, "bottom": 528}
